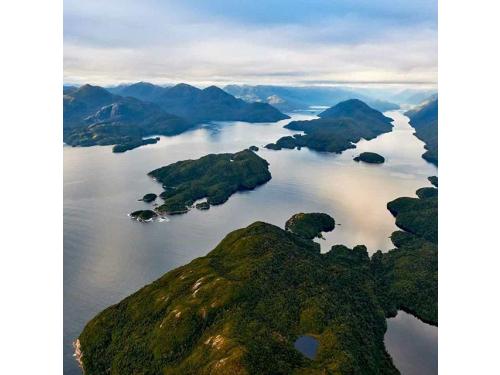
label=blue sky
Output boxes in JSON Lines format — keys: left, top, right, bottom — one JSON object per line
{"left": 64, "top": 0, "right": 437, "bottom": 86}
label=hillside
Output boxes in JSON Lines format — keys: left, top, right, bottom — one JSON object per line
{"left": 405, "top": 98, "right": 438, "bottom": 165}
{"left": 224, "top": 84, "right": 400, "bottom": 112}
{"left": 63, "top": 85, "right": 192, "bottom": 152}
{"left": 78, "top": 181, "right": 437, "bottom": 374}
{"left": 265, "top": 99, "right": 393, "bottom": 153}
{"left": 109, "top": 82, "right": 290, "bottom": 123}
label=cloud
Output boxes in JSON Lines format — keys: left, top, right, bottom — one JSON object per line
{"left": 63, "top": 0, "right": 437, "bottom": 86}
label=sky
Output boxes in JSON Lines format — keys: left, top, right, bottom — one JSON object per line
{"left": 64, "top": 0, "right": 437, "bottom": 87}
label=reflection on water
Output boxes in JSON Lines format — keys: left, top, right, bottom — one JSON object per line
{"left": 294, "top": 335, "right": 319, "bottom": 359}
{"left": 64, "top": 110, "right": 436, "bottom": 374}
{"left": 385, "top": 311, "right": 438, "bottom": 375}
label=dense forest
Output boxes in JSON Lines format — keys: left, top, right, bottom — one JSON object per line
{"left": 147, "top": 149, "right": 272, "bottom": 214}
{"left": 405, "top": 97, "right": 438, "bottom": 165}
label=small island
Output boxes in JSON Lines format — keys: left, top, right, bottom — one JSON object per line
{"left": 129, "top": 210, "right": 157, "bottom": 222}
{"left": 140, "top": 193, "right": 157, "bottom": 203}
{"left": 265, "top": 99, "right": 393, "bottom": 153}
{"left": 147, "top": 149, "right": 272, "bottom": 215}
{"left": 195, "top": 202, "right": 210, "bottom": 210}
{"left": 353, "top": 152, "right": 385, "bottom": 164}
{"left": 249, "top": 145, "right": 259, "bottom": 151}
{"left": 285, "top": 212, "right": 335, "bottom": 239}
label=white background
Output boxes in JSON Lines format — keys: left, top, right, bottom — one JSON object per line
{"left": 0, "top": 0, "right": 499, "bottom": 373}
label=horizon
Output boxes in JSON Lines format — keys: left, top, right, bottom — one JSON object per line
{"left": 64, "top": 0, "right": 437, "bottom": 87}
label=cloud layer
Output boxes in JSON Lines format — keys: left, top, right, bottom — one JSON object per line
{"left": 64, "top": 0, "right": 437, "bottom": 86}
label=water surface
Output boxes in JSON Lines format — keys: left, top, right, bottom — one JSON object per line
{"left": 64, "top": 110, "right": 436, "bottom": 374}
{"left": 385, "top": 311, "right": 438, "bottom": 374}
{"left": 294, "top": 335, "right": 319, "bottom": 359}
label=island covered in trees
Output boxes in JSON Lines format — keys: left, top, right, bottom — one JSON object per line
{"left": 141, "top": 149, "right": 272, "bottom": 215}
{"left": 265, "top": 99, "right": 393, "bottom": 153}
{"left": 353, "top": 152, "right": 385, "bottom": 164}
{"left": 63, "top": 83, "right": 289, "bottom": 152}
{"left": 285, "top": 212, "right": 335, "bottom": 239}
{"left": 78, "top": 182, "right": 437, "bottom": 374}
{"left": 405, "top": 97, "right": 438, "bottom": 165}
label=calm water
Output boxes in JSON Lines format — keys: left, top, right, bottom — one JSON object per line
{"left": 64, "top": 110, "right": 437, "bottom": 374}
{"left": 385, "top": 311, "right": 438, "bottom": 374}
{"left": 294, "top": 335, "right": 319, "bottom": 359}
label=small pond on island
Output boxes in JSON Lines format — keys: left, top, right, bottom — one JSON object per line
{"left": 294, "top": 335, "right": 319, "bottom": 360}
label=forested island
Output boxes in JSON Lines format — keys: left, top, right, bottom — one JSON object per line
{"left": 78, "top": 183, "right": 437, "bottom": 374}
{"left": 285, "top": 212, "right": 335, "bottom": 239}
{"left": 63, "top": 83, "right": 288, "bottom": 152}
{"left": 354, "top": 152, "right": 385, "bottom": 164}
{"left": 405, "top": 97, "right": 438, "bottom": 165}
{"left": 146, "top": 149, "right": 272, "bottom": 215}
{"left": 265, "top": 99, "right": 393, "bottom": 153}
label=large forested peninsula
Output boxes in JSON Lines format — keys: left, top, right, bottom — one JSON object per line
{"left": 63, "top": 85, "right": 193, "bottom": 152}
{"left": 148, "top": 149, "right": 272, "bottom": 215}
{"left": 63, "top": 84, "right": 288, "bottom": 152}
{"left": 405, "top": 97, "right": 438, "bottom": 165}
{"left": 78, "top": 183, "right": 437, "bottom": 374}
{"left": 265, "top": 99, "right": 393, "bottom": 153}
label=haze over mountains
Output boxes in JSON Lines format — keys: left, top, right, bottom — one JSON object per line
{"left": 224, "top": 85, "right": 436, "bottom": 113}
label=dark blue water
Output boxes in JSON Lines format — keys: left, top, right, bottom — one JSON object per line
{"left": 294, "top": 335, "right": 319, "bottom": 359}
{"left": 64, "top": 110, "right": 437, "bottom": 374}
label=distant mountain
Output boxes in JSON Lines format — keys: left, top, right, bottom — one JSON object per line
{"left": 108, "top": 82, "right": 290, "bottom": 123}
{"left": 405, "top": 98, "right": 438, "bottom": 165}
{"left": 223, "top": 84, "right": 400, "bottom": 112}
{"left": 64, "top": 83, "right": 289, "bottom": 152}
{"left": 108, "top": 82, "right": 169, "bottom": 102}
{"left": 318, "top": 98, "right": 394, "bottom": 127}
{"left": 265, "top": 99, "right": 393, "bottom": 153}
{"left": 63, "top": 85, "right": 192, "bottom": 152}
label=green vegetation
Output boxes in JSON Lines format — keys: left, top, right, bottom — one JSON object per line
{"left": 265, "top": 99, "right": 393, "bottom": 153}
{"left": 129, "top": 210, "right": 157, "bottom": 222}
{"left": 64, "top": 84, "right": 289, "bottom": 152}
{"left": 63, "top": 85, "right": 194, "bottom": 151}
{"left": 372, "top": 183, "right": 438, "bottom": 325}
{"left": 285, "top": 213, "right": 335, "bottom": 239}
{"left": 140, "top": 193, "right": 157, "bottom": 203}
{"left": 195, "top": 202, "right": 210, "bottom": 210}
{"left": 428, "top": 176, "right": 438, "bottom": 187}
{"left": 79, "top": 218, "right": 399, "bottom": 375}
{"left": 249, "top": 145, "right": 259, "bottom": 152}
{"left": 109, "top": 82, "right": 290, "bottom": 123}
{"left": 353, "top": 152, "right": 385, "bottom": 164}
{"left": 113, "top": 138, "right": 159, "bottom": 153}
{"left": 148, "top": 150, "right": 271, "bottom": 215}
{"left": 405, "top": 98, "right": 438, "bottom": 165}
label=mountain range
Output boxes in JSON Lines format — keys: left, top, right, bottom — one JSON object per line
{"left": 108, "top": 82, "right": 289, "bottom": 123}
{"left": 223, "top": 84, "right": 402, "bottom": 113}
{"left": 63, "top": 83, "right": 289, "bottom": 152}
